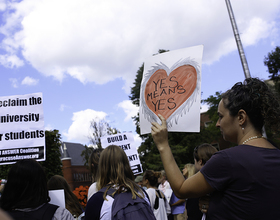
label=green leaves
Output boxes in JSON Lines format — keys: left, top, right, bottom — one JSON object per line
{"left": 264, "top": 46, "right": 280, "bottom": 82}
{"left": 40, "top": 130, "right": 63, "bottom": 180}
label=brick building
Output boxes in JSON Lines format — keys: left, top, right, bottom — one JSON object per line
{"left": 60, "top": 142, "right": 92, "bottom": 191}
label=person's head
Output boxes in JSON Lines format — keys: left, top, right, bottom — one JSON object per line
{"left": 0, "top": 159, "right": 49, "bottom": 211}
{"left": 193, "top": 143, "right": 217, "bottom": 172}
{"left": 158, "top": 170, "right": 167, "bottom": 184}
{"left": 47, "top": 175, "right": 83, "bottom": 217}
{"left": 217, "top": 78, "right": 280, "bottom": 143}
{"left": 88, "top": 148, "right": 103, "bottom": 182}
{"left": 97, "top": 145, "right": 143, "bottom": 199}
{"left": 135, "top": 175, "right": 143, "bottom": 187}
{"left": 143, "top": 170, "right": 161, "bottom": 188}
{"left": 47, "top": 175, "right": 71, "bottom": 192}
{"left": 182, "top": 163, "right": 195, "bottom": 178}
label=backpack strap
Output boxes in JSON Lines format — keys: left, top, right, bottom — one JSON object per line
{"left": 86, "top": 185, "right": 116, "bottom": 220}
{"left": 154, "top": 190, "right": 159, "bottom": 210}
{"left": 42, "top": 203, "right": 59, "bottom": 220}
{"left": 142, "top": 189, "right": 151, "bottom": 205}
{"left": 154, "top": 189, "right": 166, "bottom": 210}
{"left": 86, "top": 190, "right": 106, "bottom": 220}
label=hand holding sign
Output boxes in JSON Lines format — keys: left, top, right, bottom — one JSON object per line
{"left": 151, "top": 114, "right": 169, "bottom": 152}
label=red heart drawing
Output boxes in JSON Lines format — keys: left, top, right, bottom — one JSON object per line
{"left": 144, "top": 65, "right": 197, "bottom": 120}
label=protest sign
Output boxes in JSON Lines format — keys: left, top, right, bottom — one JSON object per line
{"left": 140, "top": 45, "right": 204, "bottom": 134}
{"left": 0, "top": 93, "right": 45, "bottom": 165}
{"left": 101, "top": 132, "right": 143, "bottom": 175}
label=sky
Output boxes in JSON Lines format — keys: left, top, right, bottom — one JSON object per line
{"left": 0, "top": 0, "right": 280, "bottom": 147}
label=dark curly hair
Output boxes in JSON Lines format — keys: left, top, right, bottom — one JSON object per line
{"left": 143, "top": 170, "right": 161, "bottom": 187}
{"left": 222, "top": 78, "right": 280, "bottom": 133}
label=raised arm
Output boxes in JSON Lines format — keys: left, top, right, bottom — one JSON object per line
{"left": 151, "top": 115, "right": 214, "bottom": 199}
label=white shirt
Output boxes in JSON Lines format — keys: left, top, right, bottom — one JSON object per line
{"left": 146, "top": 188, "right": 170, "bottom": 220}
{"left": 158, "top": 181, "right": 171, "bottom": 194}
{"left": 87, "top": 182, "right": 98, "bottom": 201}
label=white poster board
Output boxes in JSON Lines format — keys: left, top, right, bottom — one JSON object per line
{"left": 49, "top": 189, "right": 65, "bottom": 208}
{"left": 101, "top": 132, "right": 143, "bottom": 175}
{"left": 140, "top": 45, "right": 204, "bottom": 134}
{"left": 0, "top": 93, "right": 45, "bottom": 165}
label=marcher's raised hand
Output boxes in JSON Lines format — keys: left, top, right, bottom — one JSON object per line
{"left": 151, "top": 114, "right": 169, "bottom": 152}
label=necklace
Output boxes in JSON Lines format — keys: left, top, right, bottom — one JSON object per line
{"left": 242, "top": 136, "right": 265, "bottom": 145}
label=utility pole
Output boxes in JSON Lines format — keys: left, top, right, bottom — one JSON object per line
{"left": 225, "top": 0, "right": 251, "bottom": 79}
{"left": 225, "top": 0, "right": 268, "bottom": 137}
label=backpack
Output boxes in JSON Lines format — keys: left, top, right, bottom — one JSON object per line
{"left": 99, "top": 186, "right": 156, "bottom": 220}
{"left": 7, "top": 203, "right": 59, "bottom": 220}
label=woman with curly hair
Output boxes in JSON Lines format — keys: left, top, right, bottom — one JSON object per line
{"left": 151, "top": 78, "right": 280, "bottom": 219}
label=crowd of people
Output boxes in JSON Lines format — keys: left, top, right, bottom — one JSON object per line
{"left": 0, "top": 77, "right": 280, "bottom": 220}
{"left": 0, "top": 146, "right": 202, "bottom": 220}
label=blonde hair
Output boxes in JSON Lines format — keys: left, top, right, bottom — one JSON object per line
{"left": 184, "top": 163, "right": 196, "bottom": 178}
{"left": 97, "top": 145, "right": 144, "bottom": 200}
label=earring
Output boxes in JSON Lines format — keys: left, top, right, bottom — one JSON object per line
{"left": 242, "top": 127, "right": 244, "bottom": 130}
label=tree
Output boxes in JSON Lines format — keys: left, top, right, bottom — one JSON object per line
{"left": 80, "top": 144, "right": 94, "bottom": 168}
{"left": 202, "top": 91, "right": 222, "bottom": 122}
{"left": 264, "top": 46, "right": 280, "bottom": 82}
{"left": 261, "top": 47, "right": 280, "bottom": 144}
{"left": 41, "top": 130, "right": 63, "bottom": 180}
{"left": 88, "top": 118, "right": 120, "bottom": 148}
{"left": 81, "top": 118, "right": 120, "bottom": 167}
{"left": 264, "top": 46, "right": 280, "bottom": 94}
{"left": 129, "top": 63, "right": 144, "bottom": 107}
{"left": 0, "top": 130, "right": 63, "bottom": 180}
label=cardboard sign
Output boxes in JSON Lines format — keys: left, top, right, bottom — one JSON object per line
{"left": 0, "top": 93, "right": 45, "bottom": 165}
{"left": 101, "top": 132, "right": 143, "bottom": 175}
{"left": 140, "top": 45, "right": 203, "bottom": 134}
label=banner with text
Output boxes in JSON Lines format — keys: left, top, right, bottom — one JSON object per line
{"left": 0, "top": 93, "right": 45, "bottom": 165}
{"left": 101, "top": 132, "right": 143, "bottom": 175}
